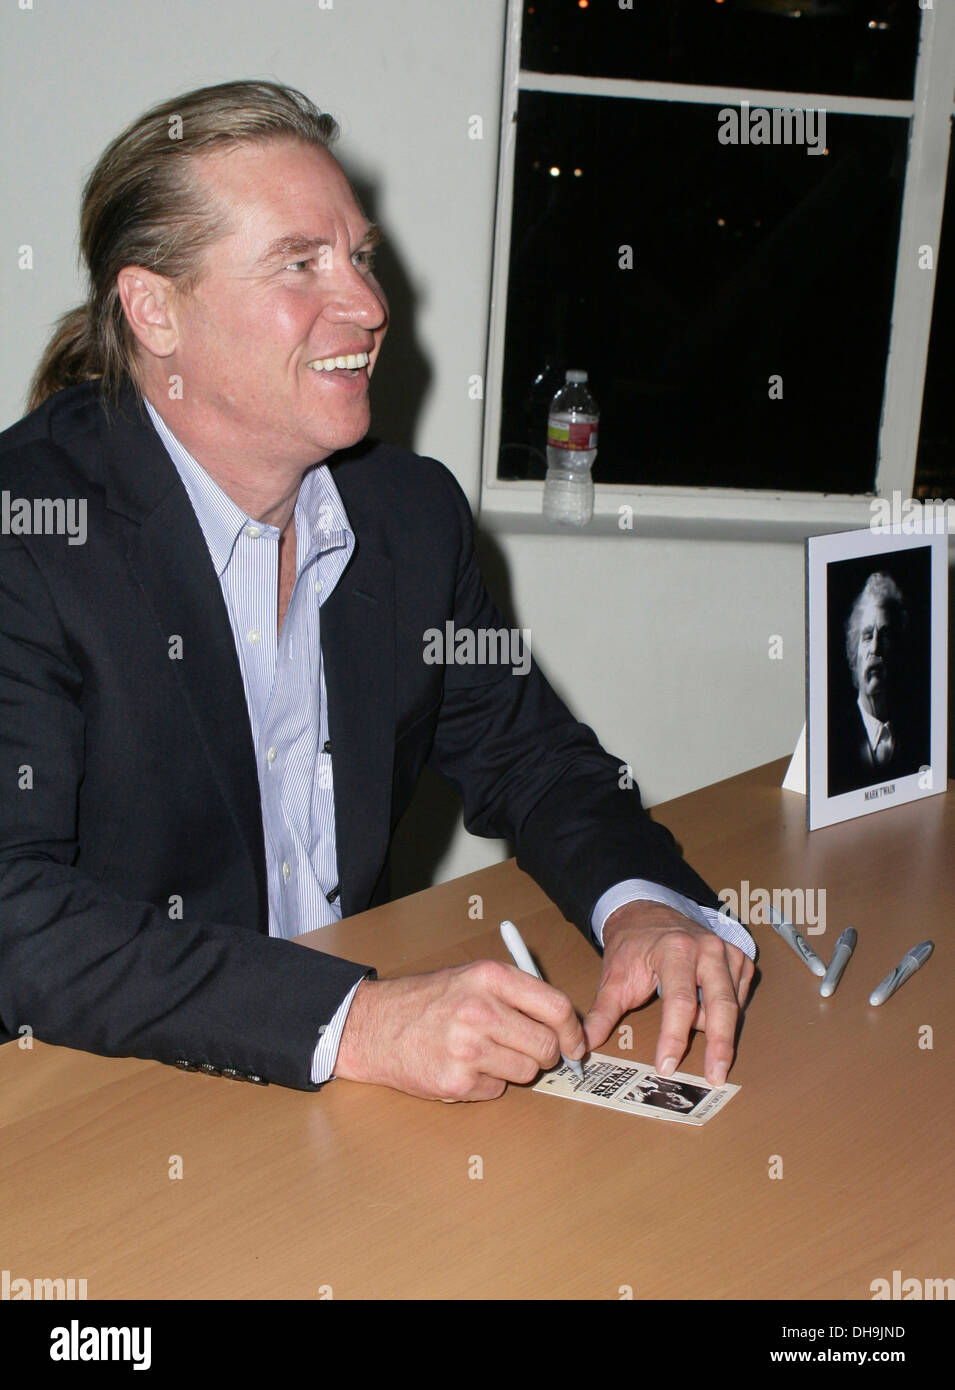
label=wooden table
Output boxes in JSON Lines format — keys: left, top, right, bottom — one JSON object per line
{"left": 1, "top": 760, "right": 952, "bottom": 1303}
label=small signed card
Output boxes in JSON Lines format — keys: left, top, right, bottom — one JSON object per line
{"left": 532, "top": 1052, "right": 739, "bottom": 1126}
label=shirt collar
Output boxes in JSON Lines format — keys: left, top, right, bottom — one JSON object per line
{"left": 857, "top": 697, "right": 888, "bottom": 751}
{"left": 143, "top": 397, "right": 353, "bottom": 576}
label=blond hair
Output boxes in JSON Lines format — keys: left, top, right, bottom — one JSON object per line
{"left": 28, "top": 80, "right": 339, "bottom": 409}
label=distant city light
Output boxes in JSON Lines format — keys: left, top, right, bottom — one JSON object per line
{"left": 573, "top": 167, "right": 583, "bottom": 177}
{"left": 549, "top": 166, "right": 561, "bottom": 177}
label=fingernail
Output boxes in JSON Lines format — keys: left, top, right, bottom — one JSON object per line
{"left": 711, "top": 1062, "right": 728, "bottom": 1086}
{"left": 659, "top": 1056, "right": 677, "bottom": 1076}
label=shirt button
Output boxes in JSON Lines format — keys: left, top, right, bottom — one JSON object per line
{"left": 282, "top": 861, "right": 291, "bottom": 881}
{"left": 267, "top": 747, "right": 277, "bottom": 765}
{"left": 314, "top": 580, "right": 322, "bottom": 594}
{"left": 247, "top": 629, "right": 261, "bottom": 645}
{"left": 245, "top": 524, "right": 262, "bottom": 538}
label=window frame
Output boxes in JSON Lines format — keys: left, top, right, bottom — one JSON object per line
{"left": 480, "top": 0, "right": 955, "bottom": 536}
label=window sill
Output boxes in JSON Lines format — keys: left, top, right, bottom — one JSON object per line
{"left": 478, "top": 482, "right": 885, "bottom": 544}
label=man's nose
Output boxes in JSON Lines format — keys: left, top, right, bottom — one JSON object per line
{"left": 324, "top": 265, "right": 387, "bottom": 329}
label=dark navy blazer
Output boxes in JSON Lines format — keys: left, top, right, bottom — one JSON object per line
{"left": 0, "top": 381, "right": 719, "bottom": 1088}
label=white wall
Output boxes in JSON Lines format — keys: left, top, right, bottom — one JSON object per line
{"left": 0, "top": 0, "right": 808, "bottom": 898}
{"left": 0, "top": 0, "right": 506, "bottom": 465}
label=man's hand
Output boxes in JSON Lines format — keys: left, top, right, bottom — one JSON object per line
{"left": 333, "top": 961, "right": 586, "bottom": 1101}
{"left": 583, "top": 901, "right": 754, "bottom": 1087}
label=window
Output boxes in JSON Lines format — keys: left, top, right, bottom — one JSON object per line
{"left": 483, "top": 0, "right": 955, "bottom": 523}
{"left": 915, "top": 117, "right": 955, "bottom": 501}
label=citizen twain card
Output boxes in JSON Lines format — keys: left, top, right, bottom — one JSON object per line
{"left": 806, "top": 527, "right": 947, "bottom": 831}
{"left": 532, "top": 1053, "right": 740, "bottom": 1126}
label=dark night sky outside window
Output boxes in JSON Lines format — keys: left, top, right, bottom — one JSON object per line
{"left": 915, "top": 119, "right": 955, "bottom": 502}
{"left": 496, "top": 0, "right": 929, "bottom": 495}
{"left": 499, "top": 95, "right": 907, "bottom": 491}
{"left": 521, "top": 0, "right": 919, "bottom": 99}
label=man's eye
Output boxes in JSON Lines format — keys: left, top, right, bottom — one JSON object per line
{"left": 352, "top": 248, "right": 377, "bottom": 271}
{"left": 284, "top": 259, "right": 311, "bottom": 273}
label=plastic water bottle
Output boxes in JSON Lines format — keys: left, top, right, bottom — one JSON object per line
{"left": 543, "top": 370, "right": 599, "bottom": 526}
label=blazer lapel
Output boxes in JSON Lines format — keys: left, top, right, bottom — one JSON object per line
{"left": 320, "top": 543, "right": 396, "bottom": 917}
{"left": 91, "top": 383, "right": 397, "bottom": 923}
{"left": 98, "top": 388, "right": 268, "bottom": 915}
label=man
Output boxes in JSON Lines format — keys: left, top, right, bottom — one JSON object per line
{"left": 828, "top": 570, "right": 926, "bottom": 797}
{"left": 0, "top": 81, "right": 754, "bottom": 1101}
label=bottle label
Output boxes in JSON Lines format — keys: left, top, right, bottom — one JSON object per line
{"left": 547, "top": 419, "right": 598, "bottom": 451}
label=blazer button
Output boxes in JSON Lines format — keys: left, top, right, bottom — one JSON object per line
{"left": 326, "top": 884, "right": 340, "bottom": 904}
{"left": 175, "top": 1059, "right": 199, "bottom": 1072}
{"left": 199, "top": 1062, "right": 221, "bottom": 1077}
{"left": 220, "top": 1068, "right": 241, "bottom": 1081}
{"left": 246, "top": 1073, "right": 268, "bottom": 1086}
{"left": 323, "top": 740, "right": 331, "bottom": 753}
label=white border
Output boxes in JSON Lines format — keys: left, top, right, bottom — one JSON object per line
{"left": 806, "top": 527, "right": 948, "bottom": 831}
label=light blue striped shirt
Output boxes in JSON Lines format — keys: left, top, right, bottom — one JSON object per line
{"left": 146, "top": 399, "right": 754, "bottom": 1087}
{"left": 145, "top": 399, "right": 363, "bottom": 1084}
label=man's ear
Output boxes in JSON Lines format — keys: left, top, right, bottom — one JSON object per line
{"left": 116, "top": 266, "right": 182, "bottom": 358}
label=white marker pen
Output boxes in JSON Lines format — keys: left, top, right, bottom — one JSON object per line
{"left": 869, "top": 940, "right": 934, "bottom": 1007}
{"left": 819, "top": 926, "right": 858, "bottom": 998}
{"left": 767, "top": 905, "right": 827, "bottom": 978}
{"left": 500, "top": 919, "right": 585, "bottom": 1082}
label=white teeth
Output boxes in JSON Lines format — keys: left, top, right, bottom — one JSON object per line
{"left": 308, "top": 351, "right": 369, "bottom": 372}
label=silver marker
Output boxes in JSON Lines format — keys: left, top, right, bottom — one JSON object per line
{"left": 499, "top": 919, "right": 585, "bottom": 1082}
{"left": 767, "top": 905, "right": 827, "bottom": 978}
{"left": 819, "top": 926, "right": 857, "bottom": 997}
{"left": 869, "top": 940, "right": 934, "bottom": 1007}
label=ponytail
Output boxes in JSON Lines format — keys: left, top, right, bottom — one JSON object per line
{"left": 28, "top": 304, "right": 103, "bottom": 412}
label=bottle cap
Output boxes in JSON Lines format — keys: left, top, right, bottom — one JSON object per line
{"left": 565, "top": 369, "right": 588, "bottom": 383}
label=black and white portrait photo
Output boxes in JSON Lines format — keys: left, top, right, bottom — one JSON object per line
{"left": 807, "top": 528, "right": 947, "bottom": 830}
{"left": 826, "top": 552, "right": 931, "bottom": 797}
{"left": 624, "top": 1076, "right": 710, "bottom": 1113}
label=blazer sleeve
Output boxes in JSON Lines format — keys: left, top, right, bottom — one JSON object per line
{"left": 423, "top": 466, "right": 722, "bottom": 940}
{"left": 0, "top": 531, "right": 372, "bottom": 1089}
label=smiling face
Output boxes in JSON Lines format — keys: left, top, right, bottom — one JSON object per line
{"left": 150, "top": 137, "right": 388, "bottom": 477}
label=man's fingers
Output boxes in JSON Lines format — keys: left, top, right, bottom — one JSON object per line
{"left": 653, "top": 979, "right": 700, "bottom": 1078}
{"left": 583, "top": 968, "right": 643, "bottom": 1050}
{"left": 437, "top": 1042, "right": 550, "bottom": 1100}
{"left": 651, "top": 935, "right": 747, "bottom": 1086}
{"left": 488, "top": 959, "right": 586, "bottom": 1063}
{"left": 739, "top": 956, "right": 756, "bottom": 1006}
{"left": 692, "top": 948, "right": 746, "bottom": 1084}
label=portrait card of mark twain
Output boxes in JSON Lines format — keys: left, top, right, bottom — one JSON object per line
{"left": 806, "top": 526, "right": 947, "bottom": 831}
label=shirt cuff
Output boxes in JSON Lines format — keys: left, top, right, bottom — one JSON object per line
{"left": 591, "top": 880, "right": 756, "bottom": 961}
{"left": 310, "top": 976, "right": 367, "bottom": 1086}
